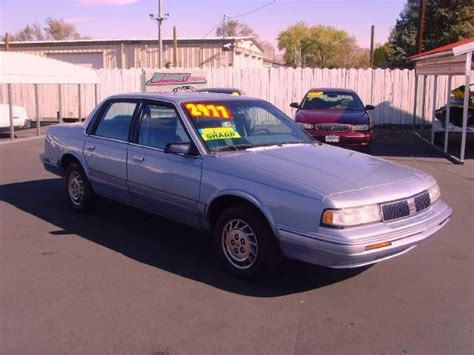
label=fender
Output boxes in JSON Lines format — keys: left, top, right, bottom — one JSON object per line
{"left": 204, "top": 189, "right": 280, "bottom": 238}
{"left": 60, "top": 145, "right": 90, "bottom": 179}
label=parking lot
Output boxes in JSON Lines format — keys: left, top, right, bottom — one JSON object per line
{"left": 0, "top": 129, "right": 473, "bottom": 354}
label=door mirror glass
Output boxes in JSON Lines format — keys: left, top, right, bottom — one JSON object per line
{"left": 164, "top": 142, "right": 198, "bottom": 156}
{"left": 365, "top": 104, "right": 375, "bottom": 110}
{"left": 290, "top": 102, "right": 300, "bottom": 109}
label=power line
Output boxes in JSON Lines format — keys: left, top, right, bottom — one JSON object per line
{"left": 202, "top": 0, "right": 276, "bottom": 38}
{"left": 228, "top": 0, "right": 276, "bottom": 21}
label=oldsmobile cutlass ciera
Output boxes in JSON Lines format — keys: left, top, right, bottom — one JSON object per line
{"left": 40, "top": 93, "right": 452, "bottom": 279}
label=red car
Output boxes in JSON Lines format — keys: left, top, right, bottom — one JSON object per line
{"left": 291, "top": 88, "right": 374, "bottom": 152}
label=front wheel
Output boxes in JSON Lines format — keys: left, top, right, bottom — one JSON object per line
{"left": 65, "top": 162, "right": 95, "bottom": 212}
{"left": 214, "top": 207, "right": 282, "bottom": 279}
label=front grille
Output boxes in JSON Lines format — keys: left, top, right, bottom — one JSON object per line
{"left": 414, "top": 192, "right": 430, "bottom": 212}
{"left": 382, "top": 201, "right": 410, "bottom": 221}
{"left": 314, "top": 123, "right": 351, "bottom": 132}
{"left": 381, "top": 191, "right": 430, "bottom": 222}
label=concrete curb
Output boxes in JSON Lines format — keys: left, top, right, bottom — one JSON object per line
{"left": 0, "top": 135, "right": 45, "bottom": 146}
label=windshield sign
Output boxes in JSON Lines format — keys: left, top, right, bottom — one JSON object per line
{"left": 302, "top": 91, "right": 364, "bottom": 111}
{"left": 182, "top": 100, "right": 312, "bottom": 151}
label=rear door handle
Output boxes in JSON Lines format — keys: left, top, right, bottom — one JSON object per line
{"left": 85, "top": 144, "right": 95, "bottom": 151}
{"left": 132, "top": 155, "right": 144, "bottom": 162}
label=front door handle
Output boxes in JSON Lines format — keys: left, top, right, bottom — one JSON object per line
{"left": 85, "top": 144, "right": 95, "bottom": 151}
{"left": 132, "top": 155, "right": 144, "bottom": 162}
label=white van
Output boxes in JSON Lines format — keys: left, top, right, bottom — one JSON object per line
{"left": 0, "top": 104, "right": 29, "bottom": 129}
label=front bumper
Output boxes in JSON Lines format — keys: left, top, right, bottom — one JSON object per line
{"left": 278, "top": 199, "right": 452, "bottom": 268}
{"left": 305, "top": 129, "right": 372, "bottom": 148}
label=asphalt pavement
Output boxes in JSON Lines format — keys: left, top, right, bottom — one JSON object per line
{"left": 0, "top": 131, "right": 473, "bottom": 354}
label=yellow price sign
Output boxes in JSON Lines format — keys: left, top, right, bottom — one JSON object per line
{"left": 184, "top": 103, "right": 233, "bottom": 119}
{"left": 307, "top": 91, "right": 323, "bottom": 98}
{"left": 199, "top": 127, "right": 241, "bottom": 141}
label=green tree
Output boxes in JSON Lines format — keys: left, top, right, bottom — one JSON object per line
{"left": 388, "top": 0, "right": 474, "bottom": 67}
{"left": 278, "top": 23, "right": 366, "bottom": 68}
{"left": 373, "top": 43, "right": 392, "bottom": 68}
{"left": 277, "top": 22, "right": 309, "bottom": 67}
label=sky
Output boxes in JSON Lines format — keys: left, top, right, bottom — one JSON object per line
{"left": 0, "top": 0, "right": 406, "bottom": 49}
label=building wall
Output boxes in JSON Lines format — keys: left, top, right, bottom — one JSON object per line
{"left": 2, "top": 39, "right": 263, "bottom": 69}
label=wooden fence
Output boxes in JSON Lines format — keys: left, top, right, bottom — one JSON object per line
{"left": 1, "top": 68, "right": 472, "bottom": 125}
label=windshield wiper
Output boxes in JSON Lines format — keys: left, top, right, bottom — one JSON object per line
{"left": 211, "top": 143, "right": 257, "bottom": 152}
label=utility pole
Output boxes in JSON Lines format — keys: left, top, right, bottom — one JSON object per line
{"left": 222, "top": 15, "right": 227, "bottom": 38}
{"left": 370, "top": 25, "right": 375, "bottom": 67}
{"left": 158, "top": 0, "right": 163, "bottom": 68}
{"left": 4, "top": 32, "right": 10, "bottom": 51}
{"left": 150, "top": 0, "right": 168, "bottom": 68}
{"left": 415, "top": 0, "right": 427, "bottom": 54}
{"left": 173, "top": 26, "right": 177, "bottom": 67}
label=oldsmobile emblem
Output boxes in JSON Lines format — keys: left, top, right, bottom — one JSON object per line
{"left": 407, "top": 198, "right": 417, "bottom": 215}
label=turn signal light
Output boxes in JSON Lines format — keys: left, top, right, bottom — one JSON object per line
{"left": 365, "top": 241, "right": 392, "bottom": 251}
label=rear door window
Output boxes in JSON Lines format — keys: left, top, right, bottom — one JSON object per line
{"left": 94, "top": 101, "right": 137, "bottom": 141}
{"left": 137, "top": 103, "right": 190, "bottom": 149}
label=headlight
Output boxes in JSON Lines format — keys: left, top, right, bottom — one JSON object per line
{"left": 353, "top": 124, "right": 370, "bottom": 131}
{"left": 321, "top": 204, "right": 382, "bottom": 228}
{"left": 428, "top": 183, "right": 441, "bottom": 203}
{"left": 298, "top": 122, "right": 314, "bottom": 129}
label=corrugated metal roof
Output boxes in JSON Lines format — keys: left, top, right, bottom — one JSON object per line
{"left": 409, "top": 37, "right": 474, "bottom": 61}
{"left": 2, "top": 36, "right": 257, "bottom": 45}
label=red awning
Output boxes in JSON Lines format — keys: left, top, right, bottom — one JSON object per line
{"left": 409, "top": 37, "right": 474, "bottom": 61}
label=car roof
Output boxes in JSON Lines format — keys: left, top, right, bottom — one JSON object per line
{"left": 306, "top": 88, "right": 356, "bottom": 93}
{"left": 106, "top": 92, "right": 257, "bottom": 104}
{"left": 196, "top": 88, "right": 241, "bottom": 92}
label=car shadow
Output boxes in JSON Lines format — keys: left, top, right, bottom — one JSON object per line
{"left": 0, "top": 178, "right": 368, "bottom": 297}
{"left": 370, "top": 126, "right": 474, "bottom": 160}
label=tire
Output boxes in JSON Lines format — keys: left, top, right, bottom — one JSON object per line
{"left": 214, "top": 206, "right": 282, "bottom": 279}
{"left": 65, "top": 162, "right": 95, "bottom": 212}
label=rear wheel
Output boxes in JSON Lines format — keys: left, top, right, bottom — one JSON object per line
{"left": 215, "top": 206, "right": 282, "bottom": 279}
{"left": 65, "top": 162, "right": 95, "bottom": 212}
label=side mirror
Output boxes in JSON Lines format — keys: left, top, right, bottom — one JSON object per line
{"left": 365, "top": 104, "right": 375, "bottom": 111}
{"left": 290, "top": 102, "right": 300, "bottom": 109}
{"left": 164, "top": 142, "right": 199, "bottom": 156}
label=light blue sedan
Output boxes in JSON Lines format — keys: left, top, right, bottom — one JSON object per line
{"left": 40, "top": 93, "right": 452, "bottom": 279}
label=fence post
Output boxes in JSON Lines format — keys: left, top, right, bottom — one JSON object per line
{"left": 7, "top": 83, "right": 14, "bottom": 140}
{"left": 412, "top": 74, "right": 418, "bottom": 128}
{"left": 58, "top": 84, "right": 63, "bottom": 124}
{"left": 421, "top": 75, "right": 427, "bottom": 129}
{"left": 430, "top": 75, "right": 438, "bottom": 144}
{"left": 444, "top": 75, "right": 452, "bottom": 152}
{"left": 460, "top": 52, "right": 471, "bottom": 163}
{"left": 94, "top": 84, "right": 99, "bottom": 107}
{"left": 78, "top": 84, "right": 82, "bottom": 120}
{"left": 34, "top": 84, "right": 40, "bottom": 136}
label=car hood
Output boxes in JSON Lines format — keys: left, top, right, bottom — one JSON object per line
{"left": 295, "top": 109, "right": 369, "bottom": 124}
{"left": 208, "top": 144, "right": 430, "bottom": 201}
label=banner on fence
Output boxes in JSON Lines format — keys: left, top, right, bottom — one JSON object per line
{"left": 144, "top": 70, "right": 207, "bottom": 92}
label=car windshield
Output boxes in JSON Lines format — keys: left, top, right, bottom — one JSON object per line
{"left": 301, "top": 91, "right": 364, "bottom": 111}
{"left": 182, "top": 99, "right": 313, "bottom": 152}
